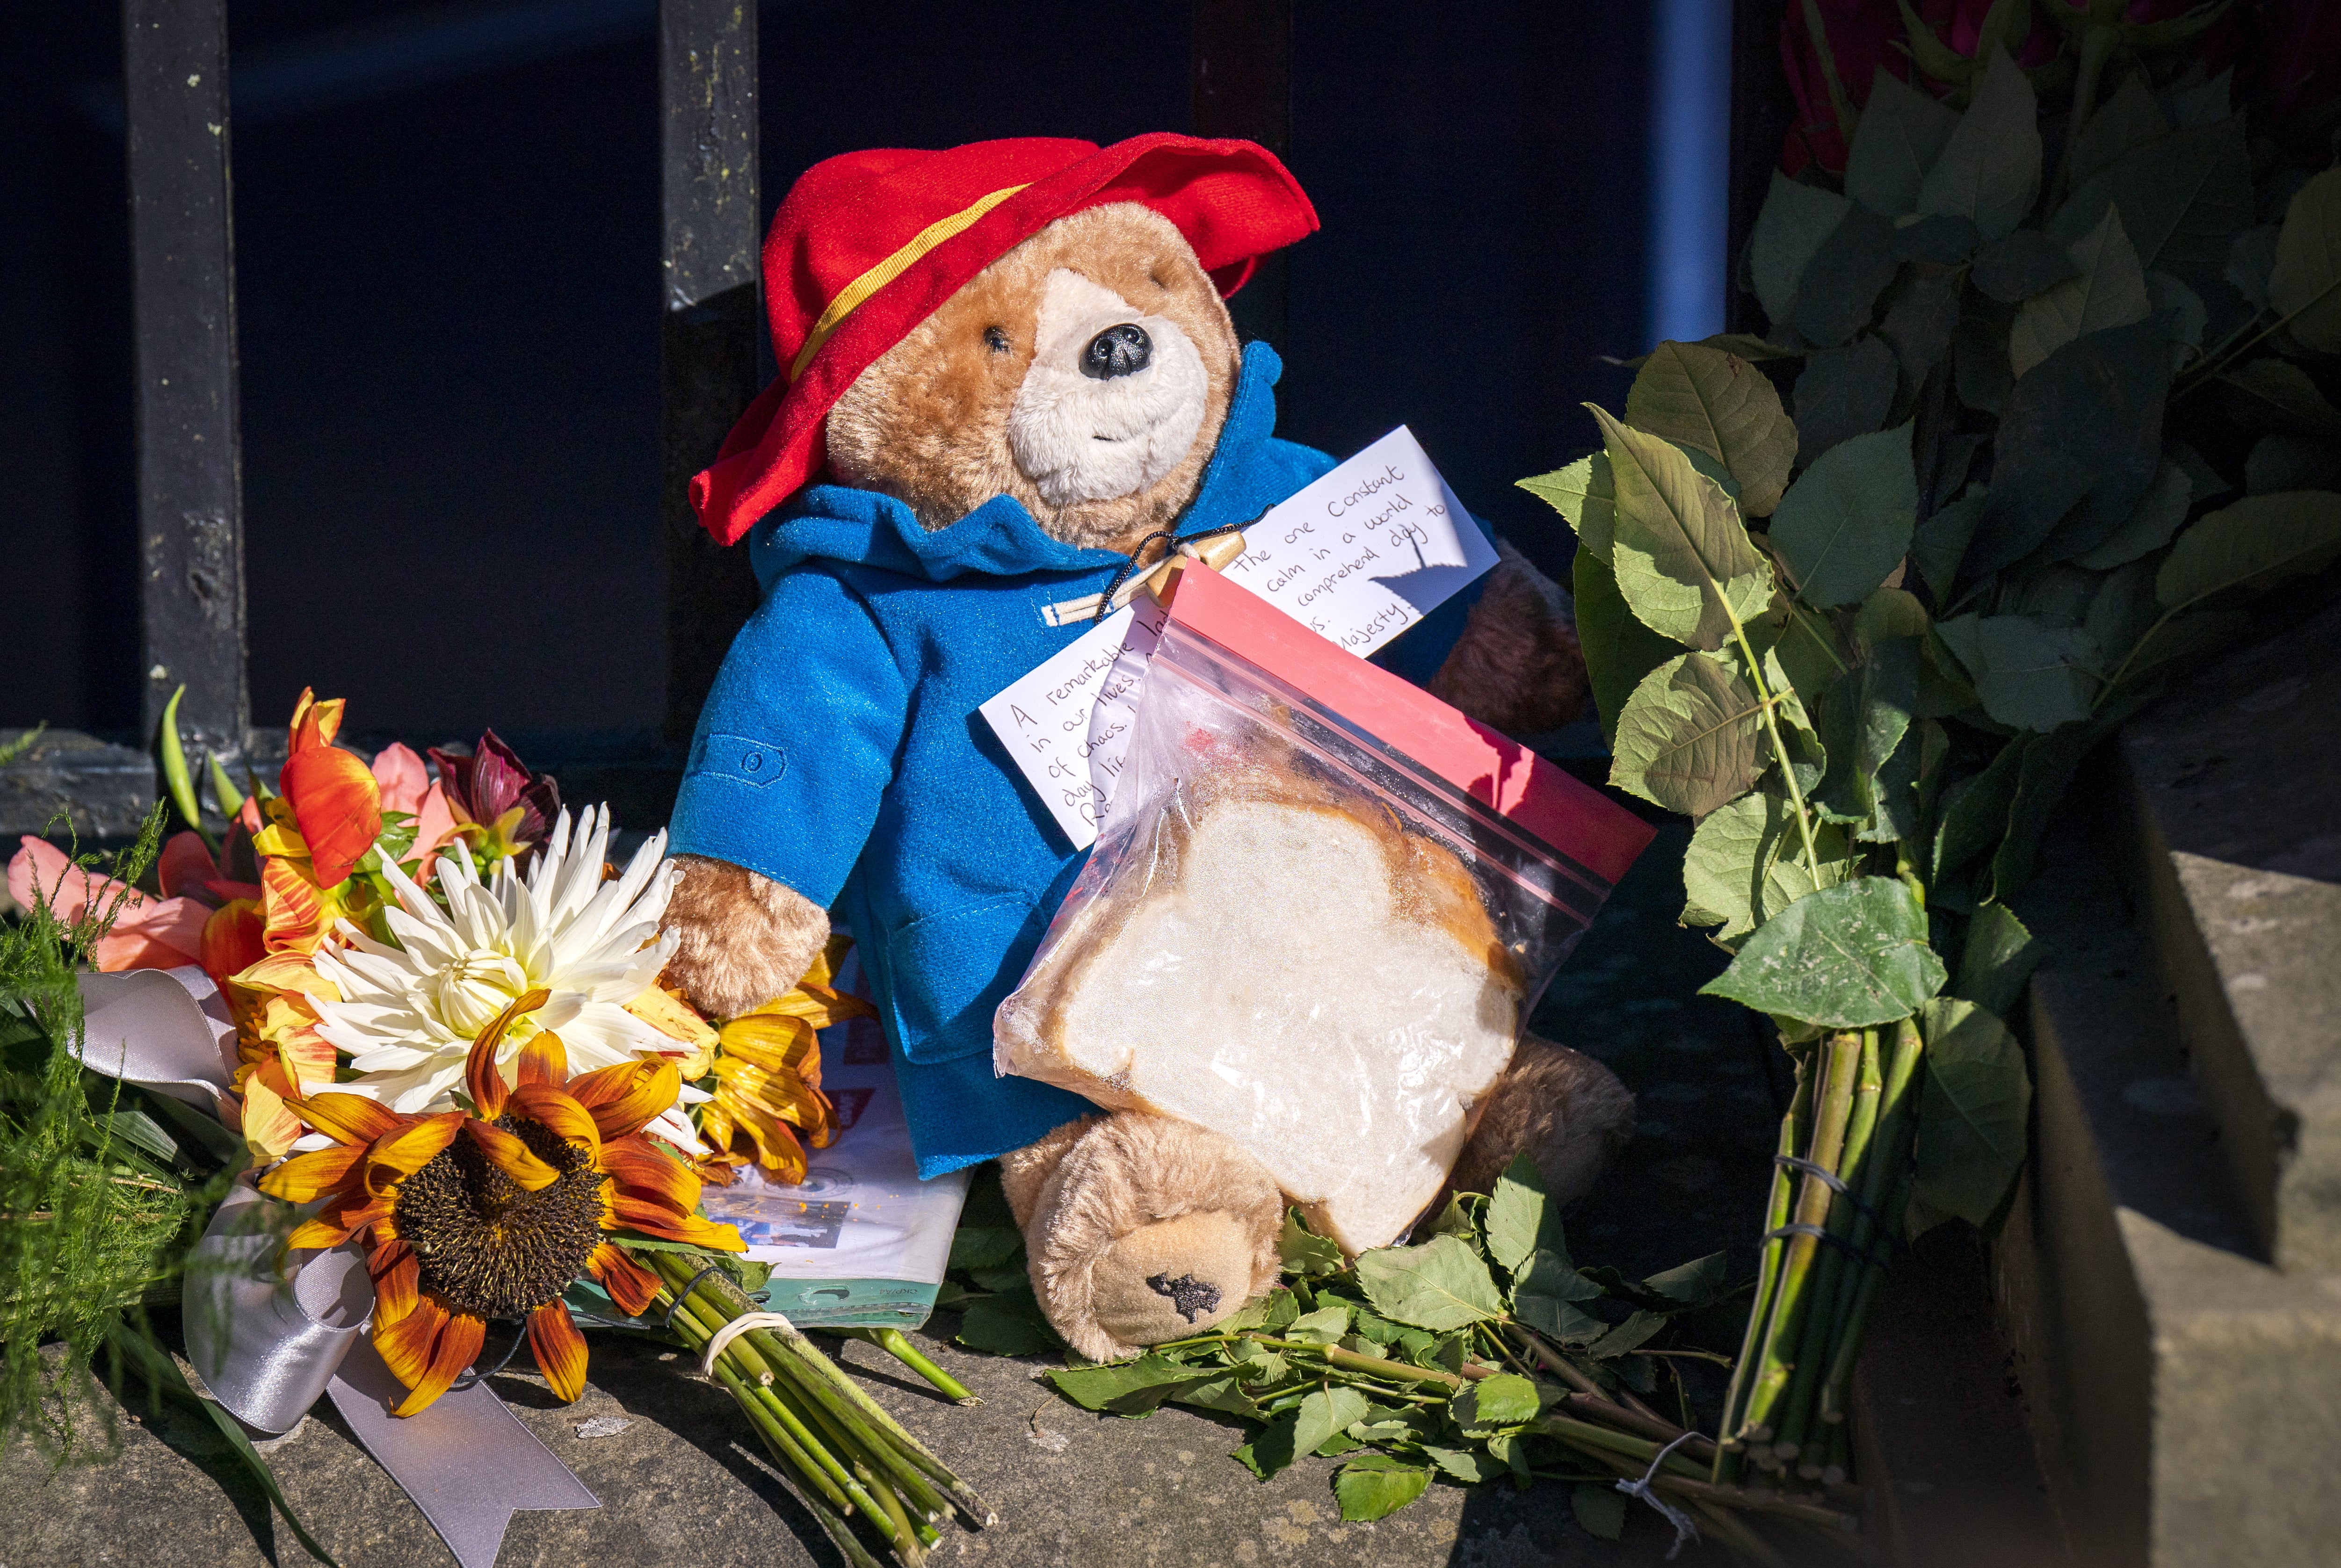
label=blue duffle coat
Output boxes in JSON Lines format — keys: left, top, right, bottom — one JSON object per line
{"left": 670, "top": 345, "right": 1486, "bottom": 1176}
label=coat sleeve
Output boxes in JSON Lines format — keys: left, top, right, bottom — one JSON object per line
{"left": 667, "top": 567, "right": 908, "bottom": 910}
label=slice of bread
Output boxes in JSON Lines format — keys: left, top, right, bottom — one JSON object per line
{"left": 998, "top": 774, "right": 1521, "bottom": 1254}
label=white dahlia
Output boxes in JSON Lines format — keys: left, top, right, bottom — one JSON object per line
{"left": 313, "top": 806, "right": 690, "bottom": 1126}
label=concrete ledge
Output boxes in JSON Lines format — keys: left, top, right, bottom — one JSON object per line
{"left": 1994, "top": 827, "right": 2341, "bottom": 1567}
{"left": 2116, "top": 602, "right": 2341, "bottom": 1274}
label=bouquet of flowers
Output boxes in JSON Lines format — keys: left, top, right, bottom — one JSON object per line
{"left": 2, "top": 690, "right": 987, "bottom": 1568}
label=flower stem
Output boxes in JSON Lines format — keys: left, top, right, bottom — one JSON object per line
{"left": 1815, "top": 1016, "right": 1927, "bottom": 1428}
{"left": 1738, "top": 1031, "right": 1863, "bottom": 1448}
{"left": 1717, "top": 1048, "right": 1813, "bottom": 1481}
{"left": 850, "top": 1326, "right": 979, "bottom": 1406}
{"left": 1797, "top": 0, "right": 1862, "bottom": 149}
{"left": 1731, "top": 620, "right": 1824, "bottom": 882}
{"left": 1776, "top": 1026, "right": 1882, "bottom": 1466}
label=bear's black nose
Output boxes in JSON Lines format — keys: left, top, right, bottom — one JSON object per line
{"left": 1081, "top": 323, "right": 1151, "bottom": 379}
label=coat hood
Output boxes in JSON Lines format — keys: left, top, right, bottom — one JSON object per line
{"left": 748, "top": 342, "right": 1292, "bottom": 595}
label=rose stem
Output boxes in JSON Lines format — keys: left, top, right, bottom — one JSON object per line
{"left": 704, "top": 1355, "right": 853, "bottom": 1515}
{"left": 1716, "top": 1047, "right": 1814, "bottom": 1482}
{"left": 1816, "top": 1015, "right": 1926, "bottom": 1431}
{"left": 1778, "top": 1025, "right": 1882, "bottom": 1467}
{"left": 860, "top": 1465, "right": 925, "bottom": 1567}
{"left": 1739, "top": 1030, "right": 1863, "bottom": 1453}
{"left": 848, "top": 1327, "right": 980, "bottom": 1406}
{"left": 1690, "top": 1500, "right": 1794, "bottom": 1568}
{"left": 664, "top": 1284, "right": 895, "bottom": 1528}
{"left": 653, "top": 1253, "right": 996, "bottom": 1528}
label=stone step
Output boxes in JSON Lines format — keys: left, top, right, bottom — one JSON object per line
{"left": 2112, "top": 600, "right": 2341, "bottom": 1276}
{"left": 1992, "top": 816, "right": 2341, "bottom": 1567}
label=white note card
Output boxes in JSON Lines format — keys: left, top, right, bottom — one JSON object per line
{"left": 982, "top": 426, "right": 1497, "bottom": 848}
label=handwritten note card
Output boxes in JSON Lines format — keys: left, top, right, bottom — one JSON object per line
{"left": 982, "top": 426, "right": 1495, "bottom": 848}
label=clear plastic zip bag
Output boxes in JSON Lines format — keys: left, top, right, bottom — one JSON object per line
{"left": 995, "top": 563, "right": 1653, "bottom": 1253}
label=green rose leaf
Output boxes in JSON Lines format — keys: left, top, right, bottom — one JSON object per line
{"left": 2154, "top": 491, "right": 2341, "bottom": 611}
{"left": 1641, "top": 1250, "right": 1731, "bottom": 1309}
{"left": 1587, "top": 1309, "right": 1669, "bottom": 1359}
{"left": 2066, "top": 73, "right": 2167, "bottom": 187}
{"left": 1609, "top": 651, "right": 1767, "bottom": 817}
{"left": 1285, "top": 1304, "right": 1354, "bottom": 1346}
{"left": 1989, "top": 722, "right": 2098, "bottom": 901}
{"left": 1793, "top": 335, "right": 1899, "bottom": 465}
{"left": 1911, "top": 484, "right": 1987, "bottom": 602}
{"left": 1572, "top": 549, "right": 1680, "bottom": 747}
{"left": 1751, "top": 172, "right": 1852, "bottom": 325}
{"left": 1795, "top": 207, "right": 1901, "bottom": 348}
{"left": 2246, "top": 435, "right": 2341, "bottom": 496}
{"left": 1844, "top": 66, "right": 1961, "bottom": 218}
{"left": 1050, "top": 1354, "right": 1212, "bottom": 1413}
{"left": 1484, "top": 1152, "right": 1555, "bottom": 1276}
{"left": 1573, "top": 1482, "right": 1631, "bottom": 1541}
{"left": 1771, "top": 424, "right": 1919, "bottom": 607}
{"left": 1353, "top": 1234, "right": 1505, "bottom": 1331}
{"left": 2268, "top": 166, "right": 2341, "bottom": 354}
{"left": 2228, "top": 223, "right": 2280, "bottom": 311}
{"left": 1855, "top": 586, "right": 1931, "bottom": 647}
{"left": 2073, "top": 459, "right": 2191, "bottom": 571}
{"left": 1590, "top": 406, "right": 1775, "bottom": 650}
{"left": 1971, "top": 229, "right": 2083, "bottom": 303}
{"left": 1293, "top": 1385, "right": 1373, "bottom": 1456}
{"left": 1278, "top": 1209, "right": 1345, "bottom": 1277}
{"left": 1910, "top": 997, "right": 2031, "bottom": 1230}
{"left": 954, "top": 1292, "right": 1060, "bottom": 1356}
{"left": 1233, "top": 1409, "right": 1301, "bottom": 1479}
{"left": 1956, "top": 903, "right": 2044, "bottom": 1018}
{"left": 2008, "top": 206, "right": 2153, "bottom": 379}
{"left": 1626, "top": 341, "right": 1797, "bottom": 516}
{"left": 2213, "top": 358, "right": 2341, "bottom": 439}
{"left": 1934, "top": 614, "right": 2100, "bottom": 731}
{"left": 1969, "top": 318, "right": 2170, "bottom": 575}
{"left": 1880, "top": 269, "right": 1963, "bottom": 389}
{"left": 1816, "top": 636, "right": 1920, "bottom": 834}
{"left": 1701, "top": 875, "right": 1949, "bottom": 1028}
{"left": 1681, "top": 790, "right": 1853, "bottom": 941}
{"left": 1451, "top": 1372, "right": 1541, "bottom": 1434}
{"left": 1334, "top": 1457, "right": 1433, "bottom": 1522}
{"left": 1424, "top": 1445, "right": 1508, "bottom": 1483}
{"left": 1518, "top": 452, "right": 1616, "bottom": 558}
{"left": 1916, "top": 48, "right": 2041, "bottom": 243}
{"left": 1932, "top": 737, "right": 2028, "bottom": 885}
{"left": 947, "top": 1225, "right": 1022, "bottom": 1271}
{"left": 2050, "top": 116, "right": 2250, "bottom": 288}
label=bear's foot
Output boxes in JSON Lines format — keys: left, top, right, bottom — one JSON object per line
{"left": 1000, "top": 1111, "right": 1283, "bottom": 1362}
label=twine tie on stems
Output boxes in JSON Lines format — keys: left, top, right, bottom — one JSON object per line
{"left": 701, "top": 1311, "right": 802, "bottom": 1378}
{"left": 1616, "top": 1429, "right": 1702, "bottom": 1559}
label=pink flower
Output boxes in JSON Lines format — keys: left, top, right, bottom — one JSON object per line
{"left": 7, "top": 836, "right": 210, "bottom": 973}
{"left": 370, "top": 741, "right": 431, "bottom": 816}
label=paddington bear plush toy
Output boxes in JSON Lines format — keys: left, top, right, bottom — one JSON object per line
{"left": 660, "top": 133, "right": 1633, "bottom": 1361}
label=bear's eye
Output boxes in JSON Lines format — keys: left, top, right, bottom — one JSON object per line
{"left": 983, "top": 326, "right": 1011, "bottom": 354}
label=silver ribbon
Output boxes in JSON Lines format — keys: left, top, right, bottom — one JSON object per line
{"left": 74, "top": 966, "right": 599, "bottom": 1567}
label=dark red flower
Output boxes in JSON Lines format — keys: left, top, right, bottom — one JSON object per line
{"left": 427, "top": 731, "right": 560, "bottom": 852}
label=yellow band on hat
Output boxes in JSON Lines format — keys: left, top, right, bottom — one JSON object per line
{"left": 788, "top": 182, "right": 1032, "bottom": 382}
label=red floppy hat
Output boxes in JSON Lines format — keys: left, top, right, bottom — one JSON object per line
{"left": 689, "top": 133, "right": 1319, "bottom": 547}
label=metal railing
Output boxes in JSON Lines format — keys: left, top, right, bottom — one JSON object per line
{"left": 0, "top": 0, "right": 1296, "bottom": 838}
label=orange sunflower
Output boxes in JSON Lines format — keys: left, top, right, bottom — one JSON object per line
{"left": 258, "top": 988, "right": 742, "bottom": 1415}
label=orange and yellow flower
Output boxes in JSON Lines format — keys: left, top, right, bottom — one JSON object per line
{"left": 259, "top": 988, "right": 741, "bottom": 1415}
{"left": 250, "top": 689, "right": 384, "bottom": 953}
{"left": 692, "top": 939, "right": 871, "bottom": 1182}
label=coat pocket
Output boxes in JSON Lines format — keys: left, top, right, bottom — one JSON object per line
{"left": 883, "top": 894, "right": 1042, "bottom": 1064}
